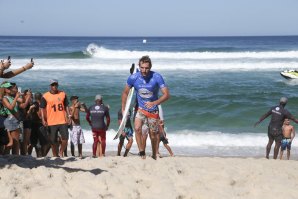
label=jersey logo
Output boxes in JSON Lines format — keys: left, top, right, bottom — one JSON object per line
{"left": 276, "top": 107, "right": 280, "bottom": 111}
{"left": 139, "top": 88, "right": 153, "bottom": 98}
{"left": 58, "top": 97, "right": 61, "bottom": 102}
{"left": 95, "top": 105, "right": 100, "bottom": 110}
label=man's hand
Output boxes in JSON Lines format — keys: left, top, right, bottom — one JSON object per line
{"left": 144, "top": 101, "right": 155, "bottom": 109}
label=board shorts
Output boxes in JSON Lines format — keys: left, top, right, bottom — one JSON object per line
{"left": 136, "top": 109, "right": 159, "bottom": 134}
{"left": 119, "top": 127, "right": 133, "bottom": 140}
{"left": 69, "top": 125, "right": 85, "bottom": 145}
{"left": 267, "top": 126, "right": 283, "bottom": 143}
{"left": 281, "top": 138, "right": 292, "bottom": 151}
{"left": 4, "top": 115, "right": 21, "bottom": 132}
{"left": 48, "top": 124, "right": 69, "bottom": 144}
{"left": 160, "top": 135, "right": 169, "bottom": 145}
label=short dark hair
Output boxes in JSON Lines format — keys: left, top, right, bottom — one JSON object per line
{"left": 139, "top": 55, "right": 152, "bottom": 67}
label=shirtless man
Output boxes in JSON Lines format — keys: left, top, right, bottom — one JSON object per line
{"left": 69, "top": 96, "right": 87, "bottom": 158}
{"left": 280, "top": 119, "right": 295, "bottom": 160}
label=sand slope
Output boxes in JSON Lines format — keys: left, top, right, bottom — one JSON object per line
{"left": 0, "top": 155, "right": 298, "bottom": 199}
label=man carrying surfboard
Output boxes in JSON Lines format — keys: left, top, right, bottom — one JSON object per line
{"left": 121, "top": 55, "right": 170, "bottom": 160}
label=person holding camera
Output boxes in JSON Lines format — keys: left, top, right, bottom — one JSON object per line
{"left": 0, "top": 57, "right": 34, "bottom": 78}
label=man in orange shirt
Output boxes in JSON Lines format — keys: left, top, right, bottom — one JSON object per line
{"left": 40, "top": 79, "right": 71, "bottom": 157}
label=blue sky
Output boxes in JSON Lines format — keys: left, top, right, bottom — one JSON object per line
{"left": 1, "top": 0, "right": 298, "bottom": 36}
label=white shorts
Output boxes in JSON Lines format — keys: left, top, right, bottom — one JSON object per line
{"left": 70, "top": 125, "right": 85, "bottom": 145}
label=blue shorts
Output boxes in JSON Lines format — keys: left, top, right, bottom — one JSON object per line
{"left": 281, "top": 138, "right": 292, "bottom": 151}
{"left": 120, "top": 127, "right": 133, "bottom": 140}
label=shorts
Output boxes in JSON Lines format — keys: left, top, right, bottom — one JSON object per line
{"left": 4, "top": 115, "right": 21, "bottom": 132}
{"left": 267, "top": 126, "right": 283, "bottom": 143}
{"left": 136, "top": 110, "right": 159, "bottom": 134}
{"left": 119, "top": 127, "right": 133, "bottom": 140}
{"left": 69, "top": 125, "right": 85, "bottom": 145}
{"left": 281, "top": 138, "right": 292, "bottom": 151}
{"left": 160, "top": 135, "right": 169, "bottom": 145}
{"left": 92, "top": 129, "right": 106, "bottom": 140}
{"left": 31, "top": 123, "right": 49, "bottom": 146}
{"left": 0, "top": 127, "right": 9, "bottom": 145}
{"left": 23, "top": 120, "right": 32, "bottom": 129}
{"left": 48, "top": 124, "right": 69, "bottom": 144}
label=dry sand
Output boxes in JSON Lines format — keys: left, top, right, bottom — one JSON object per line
{"left": 0, "top": 154, "right": 298, "bottom": 199}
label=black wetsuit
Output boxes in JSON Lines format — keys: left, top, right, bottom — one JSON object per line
{"left": 265, "top": 105, "right": 294, "bottom": 141}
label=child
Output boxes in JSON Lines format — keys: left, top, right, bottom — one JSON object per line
{"left": 280, "top": 119, "right": 295, "bottom": 160}
{"left": 157, "top": 119, "right": 174, "bottom": 158}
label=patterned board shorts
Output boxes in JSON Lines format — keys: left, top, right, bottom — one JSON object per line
{"left": 136, "top": 110, "right": 159, "bottom": 134}
{"left": 281, "top": 138, "right": 292, "bottom": 151}
{"left": 69, "top": 125, "right": 85, "bottom": 145}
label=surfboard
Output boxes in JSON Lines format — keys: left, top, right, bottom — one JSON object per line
{"left": 114, "top": 64, "right": 136, "bottom": 140}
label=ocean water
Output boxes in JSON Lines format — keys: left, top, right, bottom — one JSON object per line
{"left": 1, "top": 36, "right": 298, "bottom": 157}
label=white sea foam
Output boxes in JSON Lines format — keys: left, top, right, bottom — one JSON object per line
{"left": 79, "top": 129, "right": 298, "bottom": 157}
{"left": 84, "top": 43, "right": 298, "bottom": 60}
{"left": 8, "top": 44, "right": 298, "bottom": 71}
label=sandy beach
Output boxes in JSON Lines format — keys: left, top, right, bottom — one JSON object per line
{"left": 0, "top": 154, "right": 297, "bottom": 199}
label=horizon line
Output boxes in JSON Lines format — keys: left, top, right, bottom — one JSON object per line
{"left": 1, "top": 35, "right": 298, "bottom": 38}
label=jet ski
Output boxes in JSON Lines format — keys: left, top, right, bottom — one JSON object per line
{"left": 280, "top": 69, "right": 298, "bottom": 79}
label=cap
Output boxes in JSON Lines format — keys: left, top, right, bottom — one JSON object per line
{"left": 280, "top": 97, "right": 288, "bottom": 104}
{"left": 0, "top": 82, "right": 13, "bottom": 88}
{"left": 50, "top": 79, "right": 58, "bottom": 85}
{"left": 70, "top": 96, "right": 79, "bottom": 101}
{"left": 95, "top": 94, "right": 102, "bottom": 100}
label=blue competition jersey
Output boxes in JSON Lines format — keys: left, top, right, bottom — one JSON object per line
{"left": 127, "top": 71, "right": 166, "bottom": 112}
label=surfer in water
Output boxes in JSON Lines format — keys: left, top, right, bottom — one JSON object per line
{"left": 121, "top": 55, "right": 170, "bottom": 160}
{"left": 254, "top": 97, "right": 298, "bottom": 159}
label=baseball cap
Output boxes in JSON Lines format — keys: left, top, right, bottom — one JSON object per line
{"left": 0, "top": 82, "right": 13, "bottom": 88}
{"left": 50, "top": 79, "right": 58, "bottom": 85}
{"left": 280, "top": 97, "right": 288, "bottom": 104}
{"left": 70, "top": 96, "right": 79, "bottom": 101}
{"left": 95, "top": 94, "right": 102, "bottom": 100}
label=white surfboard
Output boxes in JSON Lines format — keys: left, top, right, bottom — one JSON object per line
{"left": 114, "top": 64, "right": 136, "bottom": 140}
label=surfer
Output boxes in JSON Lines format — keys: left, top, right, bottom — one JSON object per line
{"left": 86, "top": 95, "right": 110, "bottom": 157}
{"left": 254, "top": 97, "right": 298, "bottom": 159}
{"left": 117, "top": 109, "right": 133, "bottom": 157}
{"left": 121, "top": 55, "right": 170, "bottom": 160}
{"left": 40, "top": 79, "right": 71, "bottom": 157}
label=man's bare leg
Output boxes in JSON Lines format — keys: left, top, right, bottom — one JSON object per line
{"left": 273, "top": 141, "right": 281, "bottom": 159}
{"left": 78, "top": 144, "right": 82, "bottom": 158}
{"left": 134, "top": 118, "right": 146, "bottom": 158}
{"left": 59, "top": 140, "right": 68, "bottom": 157}
{"left": 266, "top": 138, "right": 274, "bottom": 159}
{"left": 51, "top": 144, "right": 58, "bottom": 157}
{"left": 149, "top": 130, "right": 157, "bottom": 160}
